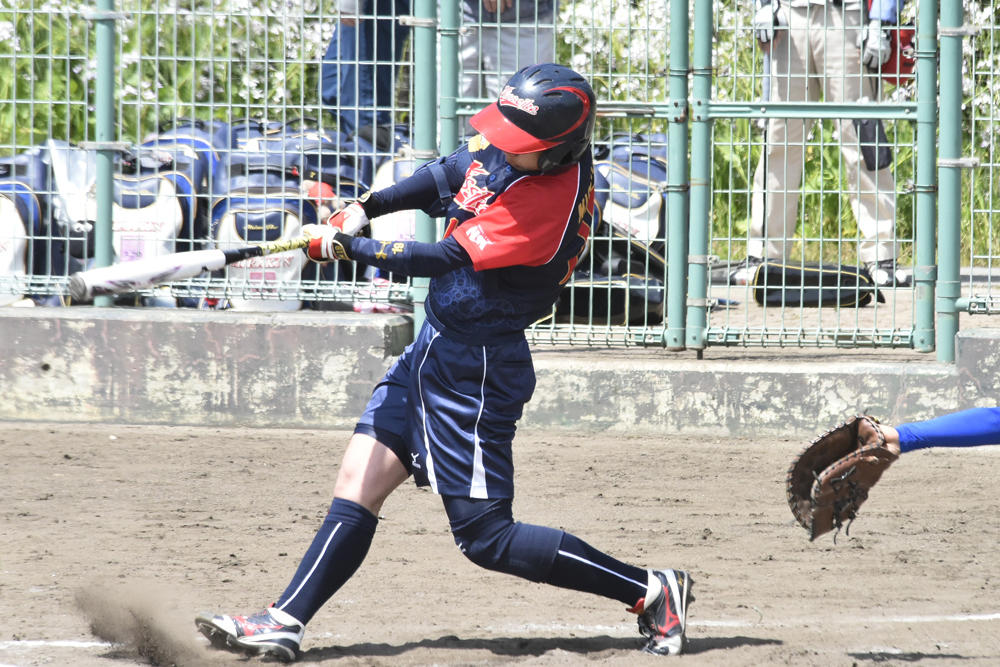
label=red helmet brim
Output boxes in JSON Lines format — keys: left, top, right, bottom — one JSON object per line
{"left": 469, "top": 102, "right": 560, "bottom": 154}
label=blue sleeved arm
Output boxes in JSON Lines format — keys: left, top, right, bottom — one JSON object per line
{"left": 896, "top": 407, "right": 1000, "bottom": 452}
{"left": 869, "top": 0, "right": 904, "bottom": 23}
{"left": 339, "top": 232, "right": 472, "bottom": 278}
{"left": 361, "top": 155, "right": 464, "bottom": 219}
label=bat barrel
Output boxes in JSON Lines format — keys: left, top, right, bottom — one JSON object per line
{"left": 66, "top": 249, "right": 230, "bottom": 301}
{"left": 64, "top": 239, "right": 308, "bottom": 302}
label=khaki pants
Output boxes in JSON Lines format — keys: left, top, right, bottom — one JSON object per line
{"left": 750, "top": 3, "right": 898, "bottom": 264}
{"left": 459, "top": 14, "right": 555, "bottom": 135}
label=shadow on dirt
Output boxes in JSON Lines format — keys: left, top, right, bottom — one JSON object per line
{"left": 301, "top": 634, "right": 639, "bottom": 660}
{"left": 848, "top": 650, "right": 976, "bottom": 662}
{"left": 298, "top": 633, "right": 783, "bottom": 661}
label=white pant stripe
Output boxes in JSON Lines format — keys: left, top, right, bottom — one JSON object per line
{"left": 557, "top": 549, "right": 647, "bottom": 591}
{"left": 469, "top": 346, "right": 489, "bottom": 498}
{"left": 277, "top": 522, "right": 342, "bottom": 610}
{"left": 418, "top": 331, "right": 441, "bottom": 493}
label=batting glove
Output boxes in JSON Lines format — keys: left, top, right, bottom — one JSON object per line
{"left": 858, "top": 19, "right": 891, "bottom": 70}
{"left": 326, "top": 201, "right": 370, "bottom": 237}
{"left": 753, "top": 0, "right": 787, "bottom": 47}
{"left": 302, "top": 223, "right": 351, "bottom": 263}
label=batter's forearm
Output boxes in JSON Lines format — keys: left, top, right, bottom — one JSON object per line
{"left": 338, "top": 233, "right": 471, "bottom": 277}
{"left": 361, "top": 159, "right": 458, "bottom": 218}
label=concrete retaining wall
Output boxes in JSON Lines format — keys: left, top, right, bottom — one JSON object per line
{"left": 0, "top": 308, "right": 411, "bottom": 429}
{"left": 2, "top": 309, "right": 997, "bottom": 436}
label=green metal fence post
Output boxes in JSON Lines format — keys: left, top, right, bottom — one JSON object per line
{"left": 686, "top": 0, "right": 712, "bottom": 351}
{"left": 438, "top": 0, "right": 460, "bottom": 155}
{"left": 411, "top": 0, "right": 440, "bottom": 336}
{"left": 93, "top": 0, "right": 117, "bottom": 307}
{"left": 913, "top": 0, "right": 939, "bottom": 354}
{"left": 664, "top": 0, "right": 689, "bottom": 350}
{"left": 936, "top": 0, "right": 963, "bottom": 361}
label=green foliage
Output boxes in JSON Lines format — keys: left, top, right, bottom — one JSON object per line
{"left": 0, "top": 7, "right": 91, "bottom": 146}
{"left": 0, "top": 0, "right": 336, "bottom": 149}
{"left": 557, "top": 0, "right": 670, "bottom": 139}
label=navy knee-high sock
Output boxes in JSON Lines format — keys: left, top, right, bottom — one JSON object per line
{"left": 443, "top": 496, "right": 648, "bottom": 608}
{"left": 545, "top": 532, "right": 649, "bottom": 607}
{"left": 273, "top": 497, "right": 378, "bottom": 625}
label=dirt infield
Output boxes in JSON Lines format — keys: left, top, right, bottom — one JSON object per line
{"left": 2, "top": 421, "right": 998, "bottom": 666}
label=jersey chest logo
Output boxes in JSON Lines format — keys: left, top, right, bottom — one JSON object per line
{"left": 454, "top": 160, "right": 492, "bottom": 215}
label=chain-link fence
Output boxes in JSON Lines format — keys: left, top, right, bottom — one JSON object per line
{"left": 1, "top": 1, "right": 998, "bottom": 360}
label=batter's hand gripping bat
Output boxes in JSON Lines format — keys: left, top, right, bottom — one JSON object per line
{"left": 67, "top": 236, "right": 311, "bottom": 301}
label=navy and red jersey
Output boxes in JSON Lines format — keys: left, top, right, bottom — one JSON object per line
{"left": 345, "top": 135, "right": 595, "bottom": 343}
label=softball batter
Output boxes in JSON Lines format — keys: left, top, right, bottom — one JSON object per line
{"left": 196, "top": 63, "right": 693, "bottom": 661}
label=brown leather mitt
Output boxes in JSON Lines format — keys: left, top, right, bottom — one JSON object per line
{"left": 786, "top": 415, "right": 898, "bottom": 541}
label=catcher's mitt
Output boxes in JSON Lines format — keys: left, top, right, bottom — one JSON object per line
{"left": 786, "top": 415, "right": 899, "bottom": 541}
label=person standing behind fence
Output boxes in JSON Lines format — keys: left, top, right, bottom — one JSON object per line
{"left": 458, "top": 0, "right": 557, "bottom": 137}
{"left": 729, "top": 0, "right": 911, "bottom": 288}
{"left": 321, "top": 0, "right": 411, "bottom": 150}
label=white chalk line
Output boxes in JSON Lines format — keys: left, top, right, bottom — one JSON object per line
{"left": 2, "top": 612, "right": 997, "bottom": 656}
{"left": 0, "top": 640, "right": 109, "bottom": 650}
{"left": 694, "top": 611, "right": 1000, "bottom": 629}
{"left": 495, "top": 611, "right": 1000, "bottom": 634}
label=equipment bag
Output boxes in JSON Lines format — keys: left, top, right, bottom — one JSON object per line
{"left": 217, "top": 118, "right": 282, "bottom": 152}
{"left": 241, "top": 118, "right": 376, "bottom": 200}
{"left": 140, "top": 118, "right": 235, "bottom": 249}
{"left": 0, "top": 148, "right": 84, "bottom": 305}
{"left": 751, "top": 261, "right": 885, "bottom": 307}
{"left": 555, "top": 270, "right": 664, "bottom": 325}
{"left": 0, "top": 197, "right": 28, "bottom": 305}
{"left": 46, "top": 140, "right": 199, "bottom": 262}
{"left": 141, "top": 117, "right": 230, "bottom": 192}
{"left": 591, "top": 132, "right": 668, "bottom": 278}
{"left": 287, "top": 133, "right": 374, "bottom": 202}
{"left": 228, "top": 117, "right": 374, "bottom": 196}
{"left": 112, "top": 149, "right": 200, "bottom": 260}
{"left": 0, "top": 149, "right": 53, "bottom": 304}
{"left": 210, "top": 150, "right": 318, "bottom": 311}
{"left": 45, "top": 139, "right": 98, "bottom": 260}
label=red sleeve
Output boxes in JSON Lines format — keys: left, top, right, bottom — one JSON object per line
{"left": 453, "top": 165, "right": 581, "bottom": 271}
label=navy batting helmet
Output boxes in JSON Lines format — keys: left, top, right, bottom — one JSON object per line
{"left": 470, "top": 63, "right": 596, "bottom": 172}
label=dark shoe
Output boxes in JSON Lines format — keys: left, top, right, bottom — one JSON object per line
{"left": 356, "top": 123, "right": 395, "bottom": 151}
{"left": 195, "top": 607, "right": 304, "bottom": 662}
{"left": 629, "top": 569, "right": 694, "bottom": 656}
{"left": 866, "top": 259, "right": 912, "bottom": 288}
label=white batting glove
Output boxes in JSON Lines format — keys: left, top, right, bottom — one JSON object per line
{"left": 326, "top": 201, "right": 370, "bottom": 237}
{"left": 859, "top": 19, "right": 891, "bottom": 70}
{"left": 302, "top": 223, "right": 350, "bottom": 263}
{"left": 753, "top": 0, "right": 787, "bottom": 47}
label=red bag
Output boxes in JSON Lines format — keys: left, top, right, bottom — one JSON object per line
{"left": 882, "top": 24, "right": 915, "bottom": 86}
{"left": 869, "top": 1, "right": 916, "bottom": 87}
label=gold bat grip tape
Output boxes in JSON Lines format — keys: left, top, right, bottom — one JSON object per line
{"left": 257, "top": 236, "right": 310, "bottom": 256}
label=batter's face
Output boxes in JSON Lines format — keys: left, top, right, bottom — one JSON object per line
{"left": 504, "top": 150, "right": 542, "bottom": 172}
